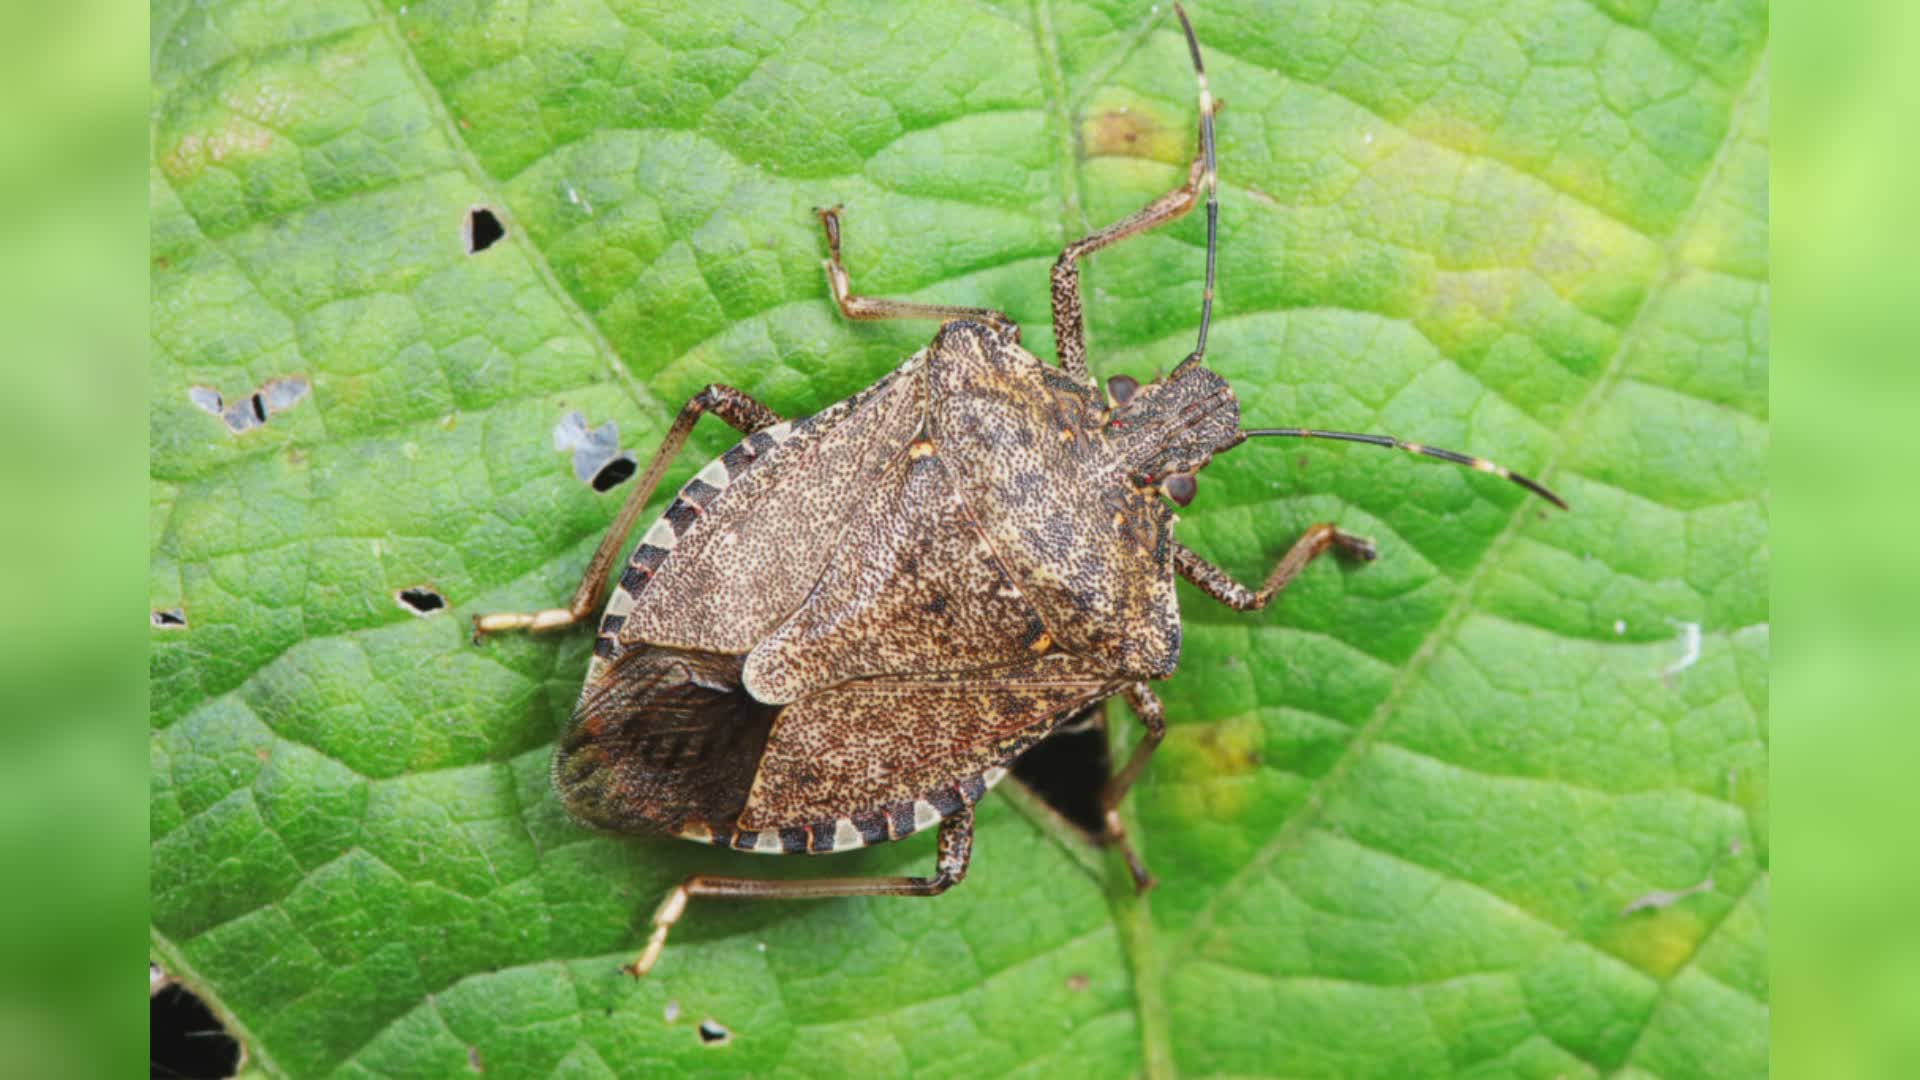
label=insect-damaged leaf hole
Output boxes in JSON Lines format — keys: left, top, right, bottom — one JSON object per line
{"left": 697, "top": 1019, "right": 731, "bottom": 1046}
{"left": 396, "top": 586, "right": 446, "bottom": 616}
{"left": 465, "top": 206, "right": 505, "bottom": 253}
{"left": 1011, "top": 703, "right": 1113, "bottom": 837}
{"left": 553, "top": 411, "right": 637, "bottom": 491}
{"left": 187, "top": 375, "right": 309, "bottom": 435}
{"left": 151, "top": 973, "right": 242, "bottom": 1078}
{"left": 590, "top": 454, "right": 637, "bottom": 492}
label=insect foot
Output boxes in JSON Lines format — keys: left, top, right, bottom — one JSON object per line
{"left": 625, "top": 884, "right": 689, "bottom": 978}
{"left": 470, "top": 607, "right": 574, "bottom": 641}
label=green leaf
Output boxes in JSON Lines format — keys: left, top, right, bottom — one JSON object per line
{"left": 150, "top": 0, "right": 1767, "bottom": 1075}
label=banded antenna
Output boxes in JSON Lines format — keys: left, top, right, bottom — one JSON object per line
{"left": 1242, "top": 427, "right": 1569, "bottom": 509}
{"left": 1173, "top": 2, "right": 1217, "bottom": 372}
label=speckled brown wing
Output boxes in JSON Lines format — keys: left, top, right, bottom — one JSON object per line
{"left": 618, "top": 362, "right": 927, "bottom": 654}
{"left": 741, "top": 439, "right": 1047, "bottom": 705}
{"left": 736, "top": 654, "right": 1120, "bottom": 832}
{"left": 922, "top": 321, "right": 1183, "bottom": 679}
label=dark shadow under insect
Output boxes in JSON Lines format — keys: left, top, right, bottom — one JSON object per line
{"left": 474, "top": 2, "right": 1563, "bottom": 978}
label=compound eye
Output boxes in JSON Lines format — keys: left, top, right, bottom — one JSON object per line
{"left": 1163, "top": 472, "right": 1197, "bottom": 507}
{"left": 1107, "top": 374, "right": 1140, "bottom": 405}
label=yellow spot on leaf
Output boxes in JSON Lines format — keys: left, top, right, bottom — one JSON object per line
{"left": 1602, "top": 906, "right": 1707, "bottom": 978}
{"left": 1081, "top": 92, "right": 1187, "bottom": 165}
{"left": 1162, "top": 713, "right": 1264, "bottom": 820}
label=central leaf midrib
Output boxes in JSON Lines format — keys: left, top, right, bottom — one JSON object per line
{"left": 1022, "top": 1, "right": 1182, "bottom": 1075}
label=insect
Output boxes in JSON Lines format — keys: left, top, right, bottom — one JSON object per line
{"left": 474, "top": 3, "right": 1564, "bottom": 978}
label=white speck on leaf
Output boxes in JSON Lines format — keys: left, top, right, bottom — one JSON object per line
{"left": 552, "top": 410, "right": 588, "bottom": 452}
{"left": 1662, "top": 620, "right": 1702, "bottom": 678}
{"left": 260, "top": 375, "right": 309, "bottom": 411}
{"left": 553, "top": 410, "right": 630, "bottom": 486}
{"left": 663, "top": 1000, "right": 681, "bottom": 1023}
{"left": 1613, "top": 619, "right": 1626, "bottom": 635}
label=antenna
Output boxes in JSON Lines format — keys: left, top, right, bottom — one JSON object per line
{"left": 1242, "top": 427, "right": 1568, "bottom": 508}
{"left": 1172, "top": 3, "right": 1217, "bottom": 373}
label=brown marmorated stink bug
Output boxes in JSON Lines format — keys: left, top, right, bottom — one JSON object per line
{"left": 475, "top": 4, "right": 1565, "bottom": 978}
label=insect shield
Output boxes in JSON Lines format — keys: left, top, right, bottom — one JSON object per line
{"left": 475, "top": 2, "right": 1563, "bottom": 978}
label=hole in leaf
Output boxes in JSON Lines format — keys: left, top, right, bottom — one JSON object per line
{"left": 151, "top": 976, "right": 243, "bottom": 1079}
{"left": 590, "top": 453, "right": 637, "bottom": 492}
{"left": 187, "top": 376, "right": 309, "bottom": 434}
{"left": 152, "top": 608, "right": 188, "bottom": 629}
{"left": 554, "top": 411, "right": 639, "bottom": 491}
{"left": 260, "top": 375, "right": 309, "bottom": 412}
{"left": 220, "top": 397, "right": 262, "bottom": 434}
{"left": 396, "top": 587, "right": 446, "bottom": 615}
{"left": 697, "top": 1019, "right": 731, "bottom": 1046}
{"left": 1010, "top": 702, "right": 1111, "bottom": 837}
{"left": 466, "top": 207, "right": 505, "bottom": 253}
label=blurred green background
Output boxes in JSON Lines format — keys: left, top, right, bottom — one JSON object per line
{"left": 0, "top": 1, "right": 147, "bottom": 1077}
{"left": 1774, "top": 0, "right": 1920, "bottom": 1076}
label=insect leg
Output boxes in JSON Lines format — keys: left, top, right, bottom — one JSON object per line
{"left": 625, "top": 807, "right": 976, "bottom": 978}
{"left": 814, "top": 206, "right": 1016, "bottom": 332}
{"left": 1051, "top": 153, "right": 1208, "bottom": 383}
{"left": 472, "top": 385, "right": 780, "bottom": 638}
{"left": 1051, "top": 5, "right": 1219, "bottom": 382}
{"left": 1173, "top": 526, "right": 1378, "bottom": 612}
{"left": 1100, "top": 683, "right": 1166, "bottom": 894}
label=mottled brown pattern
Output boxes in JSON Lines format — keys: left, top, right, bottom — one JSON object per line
{"left": 737, "top": 654, "right": 1118, "bottom": 831}
{"left": 742, "top": 444, "right": 1044, "bottom": 704}
{"left": 924, "top": 320, "right": 1190, "bottom": 678}
{"left": 621, "top": 364, "right": 925, "bottom": 653}
{"left": 576, "top": 317, "right": 1249, "bottom": 844}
